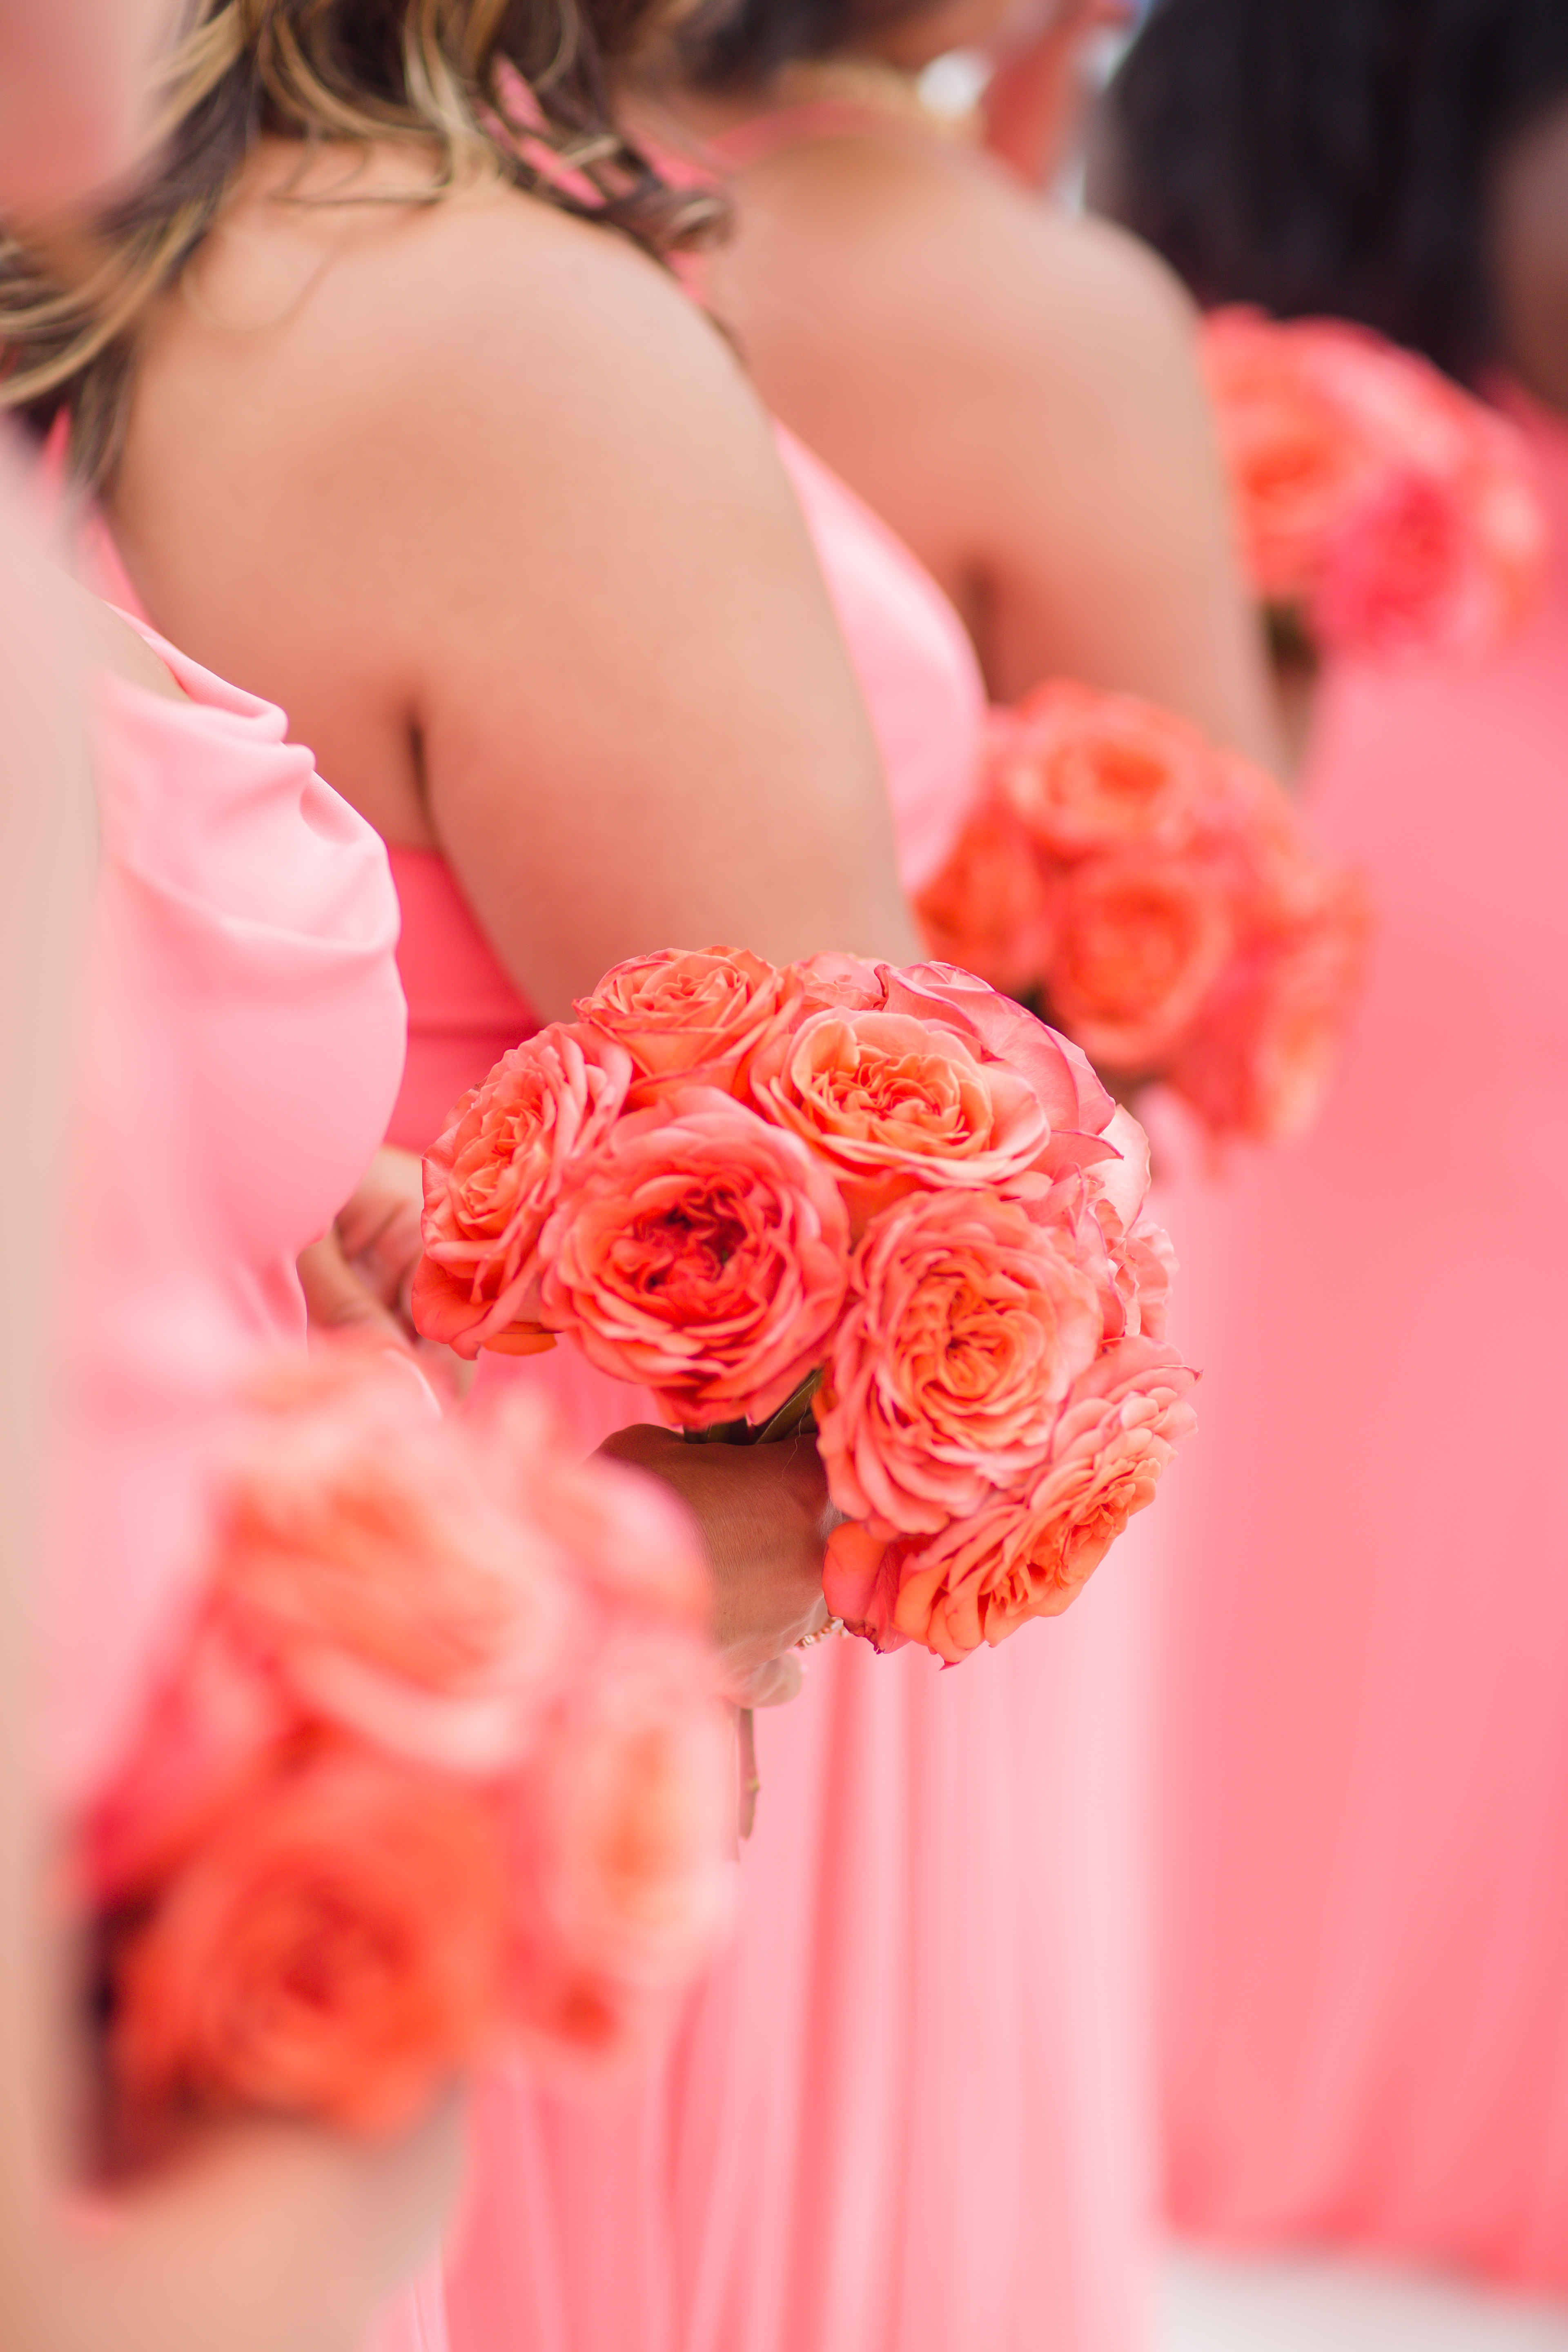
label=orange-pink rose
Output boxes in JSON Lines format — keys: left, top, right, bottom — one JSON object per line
{"left": 573, "top": 945, "right": 801, "bottom": 1105}
{"left": 827, "top": 1335, "right": 1196, "bottom": 1663}
{"left": 1201, "top": 307, "right": 1380, "bottom": 604}
{"left": 992, "top": 682, "right": 1214, "bottom": 859}
{"left": 85, "top": 1615, "right": 293, "bottom": 1908}
{"left": 1043, "top": 850, "right": 1237, "bottom": 1074}
{"left": 914, "top": 793, "right": 1051, "bottom": 995}
{"left": 216, "top": 1348, "right": 576, "bottom": 1778}
{"left": 412, "top": 1021, "right": 631, "bottom": 1359}
{"left": 748, "top": 1005, "right": 1051, "bottom": 1227}
{"left": 109, "top": 1741, "right": 511, "bottom": 2138}
{"left": 815, "top": 1187, "right": 1102, "bottom": 1537}
{"left": 1169, "top": 859, "right": 1373, "bottom": 1143}
{"left": 1203, "top": 307, "right": 1547, "bottom": 660}
{"left": 539, "top": 1087, "right": 850, "bottom": 1428}
{"left": 877, "top": 961, "right": 1122, "bottom": 1179}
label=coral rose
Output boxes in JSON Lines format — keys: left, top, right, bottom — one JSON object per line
{"left": 1043, "top": 851, "right": 1236, "bottom": 1074}
{"left": 914, "top": 791, "right": 1049, "bottom": 995}
{"left": 749, "top": 1006, "right": 1050, "bottom": 1225}
{"left": 217, "top": 1349, "right": 575, "bottom": 1778}
{"left": 844, "top": 1336, "right": 1198, "bottom": 1664}
{"left": 822, "top": 1519, "right": 911, "bottom": 1656}
{"left": 539, "top": 1087, "right": 850, "bottom": 1428}
{"left": 992, "top": 682, "right": 1214, "bottom": 859}
{"left": 815, "top": 1187, "right": 1102, "bottom": 1537}
{"left": 110, "top": 1741, "right": 510, "bottom": 2137}
{"left": 1200, "top": 307, "right": 1378, "bottom": 603}
{"left": 412, "top": 1021, "right": 631, "bottom": 1358}
{"left": 1203, "top": 308, "right": 1547, "bottom": 660}
{"left": 573, "top": 945, "right": 800, "bottom": 1104}
{"left": 85, "top": 1616, "right": 293, "bottom": 1908}
{"left": 506, "top": 1630, "right": 733, "bottom": 2065}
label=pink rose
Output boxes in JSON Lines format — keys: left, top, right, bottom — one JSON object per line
{"left": 991, "top": 682, "right": 1214, "bottom": 859}
{"left": 879, "top": 960, "right": 1121, "bottom": 1175}
{"left": 1094, "top": 1200, "right": 1178, "bottom": 1346}
{"left": 216, "top": 1348, "right": 577, "bottom": 1779}
{"left": 816, "top": 1187, "right": 1102, "bottom": 1536}
{"left": 539, "top": 1087, "right": 850, "bottom": 1428}
{"left": 504, "top": 1628, "right": 733, "bottom": 2067}
{"left": 573, "top": 945, "right": 801, "bottom": 1104}
{"left": 1043, "top": 850, "right": 1237, "bottom": 1074}
{"left": 791, "top": 950, "right": 890, "bottom": 1015}
{"left": 748, "top": 1006, "right": 1051, "bottom": 1226}
{"left": 109, "top": 1741, "right": 511, "bottom": 2138}
{"left": 830, "top": 1336, "right": 1197, "bottom": 1664}
{"left": 412, "top": 1022, "right": 632, "bottom": 1359}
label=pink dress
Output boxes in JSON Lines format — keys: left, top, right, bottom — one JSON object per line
{"left": 1147, "top": 388, "right": 1568, "bottom": 2288}
{"left": 48, "top": 619, "right": 406, "bottom": 1812}
{"left": 389, "top": 434, "right": 1158, "bottom": 2352}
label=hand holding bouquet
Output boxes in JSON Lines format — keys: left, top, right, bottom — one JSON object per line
{"left": 918, "top": 682, "right": 1372, "bottom": 1143}
{"left": 1201, "top": 305, "right": 1547, "bottom": 666}
{"left": 413, "top": 948, "right": 1196, "bottom": 1666}
{"left": 83, "top": 1346, "right": 732, "bottom": 2165}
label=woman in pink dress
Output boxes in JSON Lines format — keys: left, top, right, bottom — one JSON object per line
{"left": 0, "top": 12, "right": 462, "bottom": 2345}
{"left": 1097, "top": 0, "right": 1568, "bottom": 2291}
{"left": 641, "top": 0, "right": 1280, "bottom": 765}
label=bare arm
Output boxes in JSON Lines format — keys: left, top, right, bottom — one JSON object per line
{"left": 705, "top": 142, "right": 1283, "bottom": 769}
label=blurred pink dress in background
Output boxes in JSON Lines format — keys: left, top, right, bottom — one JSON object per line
{"left": 1147, "top": 388, "right": 1568, "bottom": 2289}
{"left": 49, "top": 619, "right": 406, "bottom": 1815}
{"left": 385, "top": 429, "right": 1159, "bottom": 2352}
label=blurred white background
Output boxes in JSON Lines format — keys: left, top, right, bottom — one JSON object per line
{"left": 1161, "top": 2249, "right": 1568, "bottom": 2351}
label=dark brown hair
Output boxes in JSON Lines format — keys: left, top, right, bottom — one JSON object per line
{"left": 1099, "top": 0, "right": 1568, "bottom": 386}
{"left": 0, "top": 0, "right": 721, "bottom": 486}
{"left": 679, "top": 0, "right": 935, "bottom": 92}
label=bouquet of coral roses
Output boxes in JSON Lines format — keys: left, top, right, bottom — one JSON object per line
{"left": 82, "top": 1346, "right": 732, "bottom": 2165}
{"left": 413, "top": 949, "right": 1195, "bottom": 1666}
{"left": 917, "top": 681, "right": 1372, "bottom": 1144}
{"left": 1201, "top": 305, "right": 1547, "bottom": 667}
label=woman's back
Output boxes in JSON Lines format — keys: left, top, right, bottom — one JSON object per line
{"left": 642, "top": 71, "right": 1279, "bottom": 764}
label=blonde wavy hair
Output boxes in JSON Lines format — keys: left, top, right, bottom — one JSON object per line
{"left": 0, "top": 0, "right": 719, "bottom": 487}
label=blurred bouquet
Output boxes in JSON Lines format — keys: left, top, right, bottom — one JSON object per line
{"left": 918, "top": 682, "right": 1371, "bottom": 1144}
{"left": 1201, "top": 305, "right": 1547, "bottom": 664}
{"left": 412, "top": 948, "right": 1194, "bottom": 1666}
{"left": 82, "top": 1346, "right": 731, "bottom": 2164}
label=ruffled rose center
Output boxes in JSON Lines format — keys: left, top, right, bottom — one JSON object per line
{"left": 604, "top": 1178, "right": 784, "bottom": 1325}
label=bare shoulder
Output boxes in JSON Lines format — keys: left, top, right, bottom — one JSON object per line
{"left": 154, "top": 139, "right": 755, "bottom": 471}
{"left": 728, "top": 131, "right": 1198, "bottom": 390}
